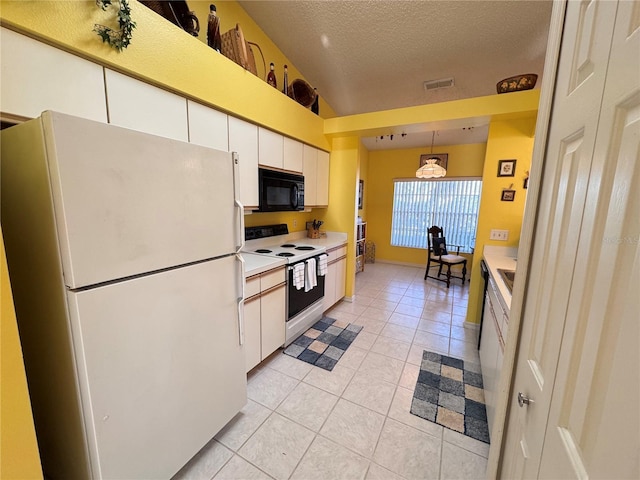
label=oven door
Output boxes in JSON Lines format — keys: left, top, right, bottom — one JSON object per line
{"left": 287, "top": 259, "right": 325, "bottom": 319}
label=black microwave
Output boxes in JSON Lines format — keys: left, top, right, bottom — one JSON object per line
{"left": 258, "top": 168, "right": 305, "bottom": 212}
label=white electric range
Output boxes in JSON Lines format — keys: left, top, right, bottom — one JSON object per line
{"left": 244, "top": 224, "right": 327, "bottom": 345}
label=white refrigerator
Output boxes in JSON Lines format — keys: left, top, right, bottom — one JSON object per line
{"left": 1, "top": 111, "right": 247, "bottom": 479}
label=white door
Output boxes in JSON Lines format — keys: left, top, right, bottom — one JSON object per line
{"left": 42, "top": 112, "right": 241, "bottom": 289}
{"left": 66, "top": 257, "right": 246, "bottom": 479}
{"left": 501, "top": 1, "right": 639, "bottom": 477}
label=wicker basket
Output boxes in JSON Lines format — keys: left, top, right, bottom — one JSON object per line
{"left": 288, "top": 79, "right": 317, "bottom": 108}
{"left": 221, "top": 24, "right": 257, "bottom": 75}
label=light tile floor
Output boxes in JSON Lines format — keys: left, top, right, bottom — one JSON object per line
{"left": 174, "top": 263, "right": 488, "bottom": 480}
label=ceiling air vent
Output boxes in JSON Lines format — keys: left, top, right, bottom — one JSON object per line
{"left": 423, "top": 77, "right": 455, "bottom": 91}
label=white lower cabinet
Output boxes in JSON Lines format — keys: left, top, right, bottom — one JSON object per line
{"left": 479, "top": 278, "right": 507, "bottom": 441}
{"left": 323, "top": 244, "right": 347, "bottom": 312}
{"left": 244, "top": 267, "right": 286, "bottom": 372}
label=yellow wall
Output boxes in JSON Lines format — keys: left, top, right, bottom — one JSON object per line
{"left": 187, "top": 1, "right": 336, "bottom": 119}
{"left": 321, "top": 137, "right": 361, "bottom": 297}
{"left": 366, "top": 143, "right": 487, "bottom": 265}
{"left": 0, "top": 230, "right": 43, "bottom": 480}
{"left": 465, "top": 117, "right": 535, "bottom": 325}
{"left": 244, "top": 210, "right": 325, "bottom": 234}
{"left": 0, "top": 0, "right": 330, "bottom": 150}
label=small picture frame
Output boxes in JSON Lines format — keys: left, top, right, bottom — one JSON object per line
{"left": 420, "top": 153, "right": 448, "bottom": 170}
{"left": 498, "top": 159, "right": 516, "bottom": 177}
{"left": 358, "top": 180, "right": 364, "bottom": 210}
{"left": 501, "top": 189, "right": 516, "bottom": 202}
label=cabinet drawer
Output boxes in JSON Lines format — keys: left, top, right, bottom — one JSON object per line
{"left": 246, "top": 276, "right": 261, "bottom": 298}
{"left": 261, "top": 268, "right": 286, "bottom": 291}
{"left": 327, "top": 245, "right": 347, "bottom": 263}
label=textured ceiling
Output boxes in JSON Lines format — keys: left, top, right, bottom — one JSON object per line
{"left": 238, "top": 0, "right": 553, "bottom": 149}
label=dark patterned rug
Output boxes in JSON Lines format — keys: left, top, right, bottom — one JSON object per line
{"left": 410, "top": 350, "right": 490, "bottom": 444}
{"left": 283, "top": 317, "right": 362, "bottom": 371}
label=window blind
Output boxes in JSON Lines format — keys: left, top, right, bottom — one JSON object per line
{"left": 391, "top": 179, "right": 482, "bottom": 253}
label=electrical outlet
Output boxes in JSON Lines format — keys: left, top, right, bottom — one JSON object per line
{"left": 293, "top": 219, "right": 298, "bottom": 228}
{"left": 490, "top": 229, "right": 509, "bottom": 241}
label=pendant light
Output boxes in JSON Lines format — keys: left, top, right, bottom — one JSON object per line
{"left": 416, "top": 131, "right": 447, "bottom": 179}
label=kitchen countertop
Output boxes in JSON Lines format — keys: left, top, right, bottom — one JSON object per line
{"left": 483, "top": 245, "right": 518, "bottom": 312}
{"left": 240, "top": 252, "right": 286, "bottom": 277}
{"left": 240, "top": 232, "right": 347, "bottom": 277}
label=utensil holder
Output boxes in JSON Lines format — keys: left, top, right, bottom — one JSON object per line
{"left": 307, "top": 228, "right": 320, "bottom": 239}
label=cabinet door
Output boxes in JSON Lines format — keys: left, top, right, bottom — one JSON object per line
{"left": 104, "top": 69, "right": 188, "bottom": 141}
{"left": 188, "top": 101, "right": 229, "bottom": 151}
{"left": 479, "top": 293, "right": 499, "bottom": 440}
{"left": 228, "top": 117, "right": 259, "bottom": 208}
{"left": 258, "top": 127, "right": 283, "bottom": 169}
{"left": 303, "top": 144, "right": 318, "bottom": 206}
{"left": 316, "top": 150, "right": 330, "bottom": 206}
{"left": 244, "top": 297, "right": 261, "bottom": 372}
{"left": 335, "top": 258, "right": 346, "bottom": 303}
{"left": 0, "top": 28, "right": 107, "bottom": 122}
{"left": 283, "top": 137, "right": 303, "bottom": 173}
{"left": 260, "top": 285, "right": 286, "bottom": 359}
{"left": 323, "top": 262, "right": 338, "bottom": 312}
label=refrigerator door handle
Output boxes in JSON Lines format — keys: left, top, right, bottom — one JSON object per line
{"left": 232, "top": 152, "right": 245, "bottom": 253}
{"left": 236, "top": 253, "right": 246, "bottom": 346}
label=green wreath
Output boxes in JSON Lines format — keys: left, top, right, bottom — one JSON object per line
{"left": 94, "top": 0, "right": 136, "bottom": 51}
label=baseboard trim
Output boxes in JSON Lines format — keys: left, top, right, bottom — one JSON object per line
{"left": 464, "top": 320, "right": 480, "bottom": 331}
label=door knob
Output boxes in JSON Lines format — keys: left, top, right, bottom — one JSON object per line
{"left": 517, "top": 392, "right": 533, "bottom": 407}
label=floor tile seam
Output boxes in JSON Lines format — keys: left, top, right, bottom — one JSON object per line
{"left": 247, "top": 376, "right": 302, "bottom": 413}
{"left": 441, "top": 435, "right": 490, "bottom": 460}
{"left": 222, "top": 452, "right": 276, "bottom": 480}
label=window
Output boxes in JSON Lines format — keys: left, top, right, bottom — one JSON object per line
{"left": 391, "top": 179, "right": 482, "bottom": 253}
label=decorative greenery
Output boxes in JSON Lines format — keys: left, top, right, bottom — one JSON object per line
{"left": 94, "top": 0, "right": 136, "bottom": 51}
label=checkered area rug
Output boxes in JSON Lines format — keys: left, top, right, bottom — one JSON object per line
{"left": 410, "top": 350, "right": 490, "bottom": 444}
{"left": 283, "top": 317, "right": 363, "bottom": 371}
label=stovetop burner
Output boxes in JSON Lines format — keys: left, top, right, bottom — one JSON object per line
{"left": 277, "top": 252, "right": 295, "bottom": 257}
{"left": 281, "top": 244, "right": 296, "bottom": 248}
{"left": 255, "top": 249, "right": 272, "bottom": 254}
{"left": 295, "top": 246, "right": 315, "bottom": 251}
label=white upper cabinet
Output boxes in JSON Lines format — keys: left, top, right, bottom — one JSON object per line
{"left": 316, "top": 149, "right": 330, "bottom": 206}
{"left": 105, "top": 69, "right": 188, "bottom": 141}
{"left": 303, "top": 145, "right": 330, "bottom": 207}
{"left": 303, "top": 144, "right": 318, "bottom": 206}
{"left": 283, "top": 137, "right": 304, "bottom": 173}
{"left": 0, "top": 28, "right": 107, "bottom": 122}
{"left": 229, "top": 116, "right": 259, "bottom": 209}
{"left": 187, "top": 101, "right": 229, "bottom": 151}
{"left": 258, "top": 127, "right": 284, "bottom": 169}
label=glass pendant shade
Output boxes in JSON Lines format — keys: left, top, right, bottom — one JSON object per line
{"left": 416, "top": 158, "right": 446, "bottom": 178}
{"left": 416, "top": 130, "right": 446, "bottom": 178}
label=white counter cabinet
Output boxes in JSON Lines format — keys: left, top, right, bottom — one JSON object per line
{"left": 323, "top": 243, "right": 347, "bottom": 312}
{"left": 479, "top": 246, "right": 514, "bottom": 441}
{"left": 244, "top": 266, "right": 286, "bottom": 372}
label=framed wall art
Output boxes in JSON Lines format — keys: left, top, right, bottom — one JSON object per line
{"left": 358, "top": 180, "right": 364, "bottom": 209}
{"left": 419, "top": 153, "right": 448, "bottom": 170}
{"left": 501, "top": 189, "right": 516, "bottom": 202}
{"left": 497, "top": 159, "right": 516, "bottom": 177}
